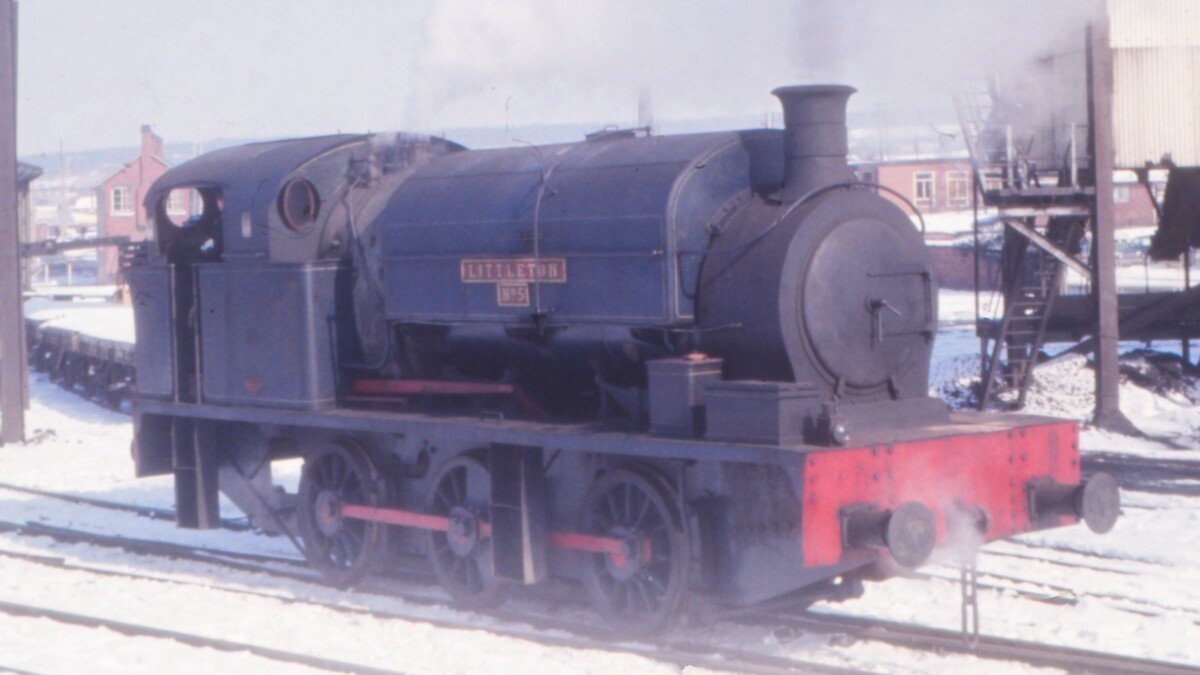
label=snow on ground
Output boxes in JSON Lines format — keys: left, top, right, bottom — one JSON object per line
{"left": 0, "top": 617, "right": 329, "bottom": 675}
{"left": 937, "top": 289, "right": 1004, "bottom": 326}
{"left": 910, "top": 209, "right": 997, "bottom": 239}
{"left": 933, "top": 326, "right": 1200, "bottom": 451}
{"left": 1066, "top": 262, "right": 1196, "bottom": 294}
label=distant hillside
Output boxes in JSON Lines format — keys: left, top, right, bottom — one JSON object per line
{"left": 19, "top": 108, "right": 960, "bottom": 188}
{"left": 20, "top": 138, "right": 251, "bottom": 188}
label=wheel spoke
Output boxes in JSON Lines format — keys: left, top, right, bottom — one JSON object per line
{"left": 644, "top": 572, "right": 668, "bottom": 597}
{"left": 605, "top": 490, "right": 620, "bottom": 524}
{"left": 643, "top": 523, "right": 669, "bottom": 536}
{"left": 632, "top": 491, "right": 651, "bottom": 530}
{"left": 329, "top": 457, "right": 344, "bottom": 491}
{"left": 435, "top": 484, "right": 452, "bottom": 512}
{"left": 623, "top": 483, "right": 633, "bottom": 525}
{"left": 330, "top": 536, "right": 345, "bottom": 566}
{"left": 465, "top": 558, "right": 482, "bottom": 591}
{"left": 315, "top": 535, "right": 334, "bottom": 558}
{"left": 344, "top": 524, "right": 364, "bottom": 550}
{"left": 316, "top": 456, "right": 332, "bottom": 488}
{"left": 451, "top": 469, "right": 465, "bottom": 506}
{"left": 635, "top": 578, "right": 654, "bottom": 613}
{"left": 450, "top": 554, "right": 466, "bottom": 582}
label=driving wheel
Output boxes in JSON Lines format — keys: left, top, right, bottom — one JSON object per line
{"left": 579, "top": 468, "right": 688, "bottom": 634}
{"left": 296, "top": 441, "right": 387, "bottom": 587}
{"left": 427, "top": 454, "right": 507, "bottom": 608}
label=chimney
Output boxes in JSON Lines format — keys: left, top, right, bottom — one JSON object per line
{"left": 637, "top": 87, "right": 654, "bottom": 132}
{"left": 771, "top": 84, "right": 856, "bottom": 202}
{"left": 140, "top": 124, "right": 163, "bottom": 158}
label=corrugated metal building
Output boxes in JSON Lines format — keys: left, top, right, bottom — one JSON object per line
{"left": 1026, "top": 0, "right": 1200, "bottom": 170}
{"left": 1110, "top": 0, "right": 1200, "bottom": 167}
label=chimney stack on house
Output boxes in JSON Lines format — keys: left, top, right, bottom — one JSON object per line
{"left": 141, "top": 124, "right": 163, "bottom": 159}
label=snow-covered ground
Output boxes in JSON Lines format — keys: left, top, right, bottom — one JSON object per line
{"left": 4, "top": 302, "right": 1200, "bottom": 672}
{"left": 1066, "top": 261, "right": 1197, "bottom": 294}
{"left": 937, "top": 289, "right": 1003, "bottom": 326}
{"left": 933, "top": 326, "right": 1200, "bottom": 449}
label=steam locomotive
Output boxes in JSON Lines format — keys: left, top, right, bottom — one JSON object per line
{"left": 127, "top": 84, "right": 1118, "bottom": 632}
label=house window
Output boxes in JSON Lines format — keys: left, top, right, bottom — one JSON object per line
{"left": 166, "top": 188, "right": 188, "bottom": 215}
{"left": 914, "top": 172, "right": 935, "bottom": 205}
{"left": 1113, "top": 186, "right": 1130, "bottom": 204}
{"left": 111, "top": 186, "right": 132, "bottom": 215}
{"left": 946, "top": 171, "right": 969, "bottom": 205}
{"left": 984, "top": 175, "right": 1003, "bottom": 192}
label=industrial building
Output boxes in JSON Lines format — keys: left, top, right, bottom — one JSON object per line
{"left": 958, "top": 0, "right": 1200, "bottom": 424}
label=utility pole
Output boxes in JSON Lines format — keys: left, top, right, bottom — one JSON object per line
{"left": 0, "top": 0, "right": 21, "bottom": 444}
{"left": 1086, "top": 17, "right": 1136, "bottom": 434}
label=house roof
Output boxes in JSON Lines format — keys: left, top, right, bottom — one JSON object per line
{"left": 851, "top": 153, "right": 972, "bottom": 168}
{"left": 94, "top": 152, "right": 169, "bottom": 189}
{"left": 17, "top": 161, "right": 41, "bottom": 185}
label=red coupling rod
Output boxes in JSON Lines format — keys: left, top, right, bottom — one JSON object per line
{"left": 340, "top": 503, "right": 650, "bottom": 567}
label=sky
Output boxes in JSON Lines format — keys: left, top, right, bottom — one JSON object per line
{"left": 15, "top": 0, "right": 1100, "bottom": 155}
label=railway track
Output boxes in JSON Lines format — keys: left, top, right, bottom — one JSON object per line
{"left": 0, "top": 481, "right": 249, "bottom": 531}
{"left": 0, "top": 597, "right": 404, "bottom": 675}
{"left": 6, "top": 482, "right": 1174, "bottom": 624}
{"left": 917, "top": 565, "right": 1197, "bottom": 621}
{"left": 767, "top": 610, "right": 1200, "bottom": 675}
{"left": 0, "top": 532, "right": 852, "bottom": 674}
{"left": 1084, "top": 452, "right": 1200, "bottom": 477}
{"left": 17, "top": 482, "right": 1114, "bottom": 615}
{"left": 0, "top": 515, "right": 1195, "bottom": 674}
{"left": 1083, "top": 452, "right": 1200, "bottom": 497}
{"left": 1001, "top": 536, "right": 1172, "bottom": 566}
{"left": 5, "top": 520, "right": 306, "bottom": 570}
{"left": 979, "top": 545, "right": 1143, "bottom": 575}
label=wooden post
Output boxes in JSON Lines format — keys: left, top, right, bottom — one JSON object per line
{"left": 1086, "top": 19, "right": 1136, "bottom": 433}
{"left": 0, "top": 0, "right": 22, "bottom": 445}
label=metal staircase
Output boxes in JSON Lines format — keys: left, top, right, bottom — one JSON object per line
{"left": 979, "top": 220, "right": 1086, "bottom": 408}
{"left": 956, "top": 79, "right": 1098, "bottom": 410}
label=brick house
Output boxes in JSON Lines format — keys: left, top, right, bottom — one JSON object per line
{"left": 94, "top": 126, "right": 189, "bottom": 283}
{"left": 853, "top": 157, "right": 1162, "bottom": 290}
{"left": 1111, "top": 173, "right": 1161, "bottom": 230}
{"left": 854, "top": 156, "right": 1159, "bottom": 228}
{"left": 854, "top": 157, "right": 976, "bottom": 215}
